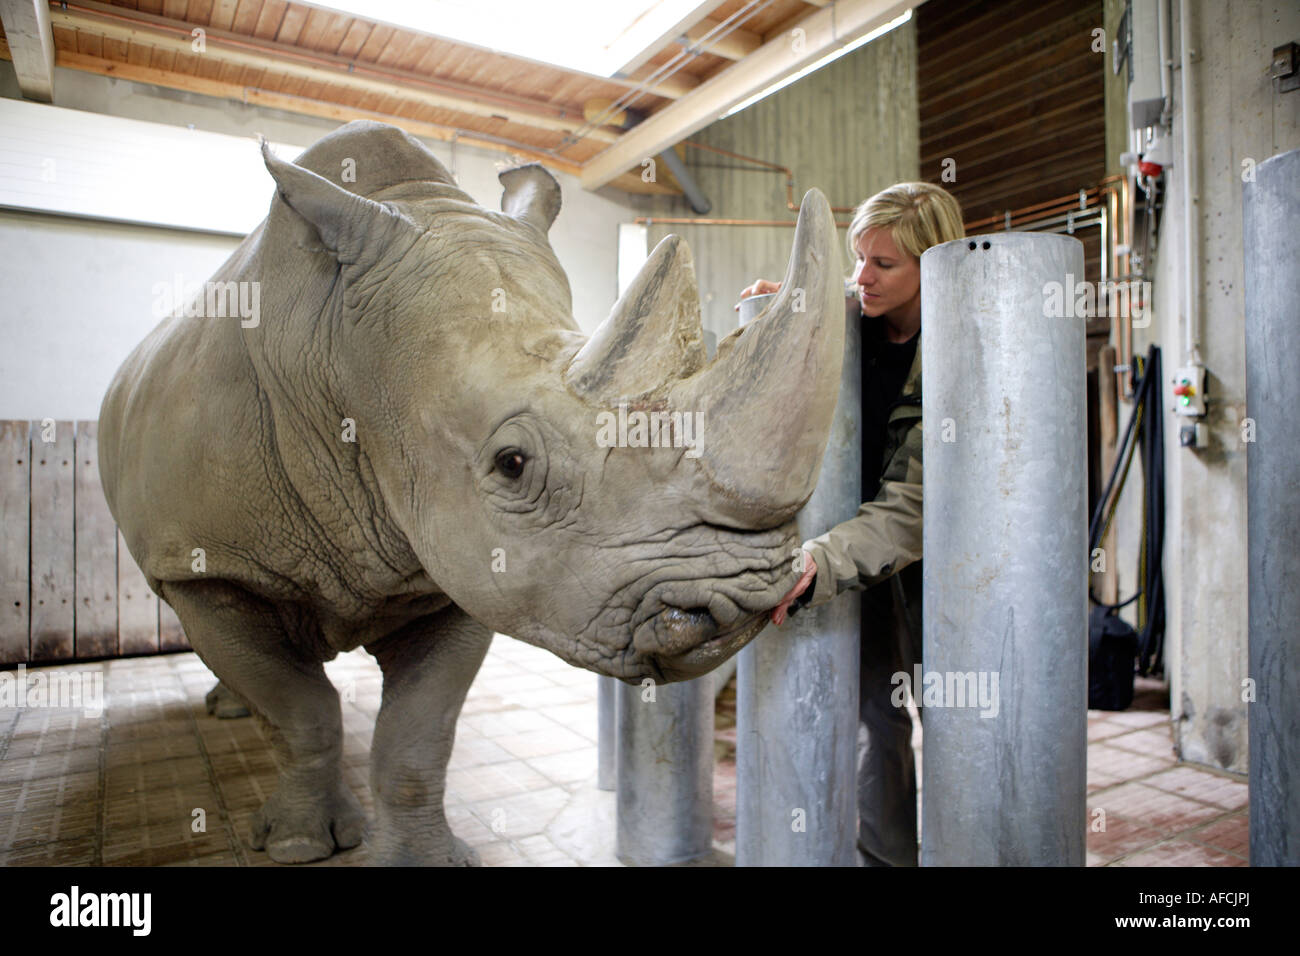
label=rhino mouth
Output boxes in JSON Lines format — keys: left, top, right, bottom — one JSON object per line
{"left": 651, "top": 608, "right": 770, "bottom": 682}
{"left": 616, "top": 523, "right": 795, "bottom": 681}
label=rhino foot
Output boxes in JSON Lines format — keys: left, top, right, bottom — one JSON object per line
{"left": 450, "top": 834, "right": 480, "bottom": 867}
{"left": 371, "top": 832, "right": 480, "bottom": 867}
{"left": 249, "top": 785, "right": 366, "bottom": 864}
{"left": 204, "top": 680, "right": 251, "bottom": 719}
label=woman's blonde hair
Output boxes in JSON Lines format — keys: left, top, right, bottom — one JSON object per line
{"left": 847, "top": 181, "right": 965, "bottom": 263}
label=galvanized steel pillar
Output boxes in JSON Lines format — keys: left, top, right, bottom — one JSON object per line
{"left": 920, "top": 233, "right": 1087, "bottom": 866}
{"left": 735, "top": 292, "right": 862, "bottom": 866}
{"left": 614, "top": 676, "right": 713, "bottom": 865}
{"left": 1243, "top": 147, "right": 1300, "bottom": 866}
{"left": 597, "top": 675, "right": 616, "bottom": 791}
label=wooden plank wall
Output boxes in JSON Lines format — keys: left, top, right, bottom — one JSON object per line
{"left": 917, "top": 0, "right": 1107, "bottom": 222}
{"left": 0, "top": 419, "right": 190, "bottom": 664}
{"left": 74, "top": 421, "right": 118, "bottom": 658}
{"left": 917, "top": 0, "right": 1109, "bottom": 364}
{"left": 29, "top": 420, "right": 75, "bottom": 661}
{"left": 0, "top": 422, "right": 30, "bottom": 665}
{"left": 917, "top": 0, "right": 1107, "bottom": 312}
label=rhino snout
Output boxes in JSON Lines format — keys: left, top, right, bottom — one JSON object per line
{"left": 653, "top": 606, "right": 720, "bottom": 655}
{"left": 651, "top": 610, "right": 770, "bottom": 683}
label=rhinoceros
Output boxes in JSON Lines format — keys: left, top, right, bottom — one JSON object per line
{"left": 97, "top": 121, "right": 844, "bottom": 865}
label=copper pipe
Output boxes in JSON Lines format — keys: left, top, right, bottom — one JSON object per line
{"left": 1112, "top": 184, "right": 1134, "bottom": 397}
{"left": 681, "top": 140, "right": 859, "bottom": 213}
{"left": 634, "top": 216, "right": 851, "bottom": 227}
{"left": 964, "top": 188, "right": 1104, "bottom": 231}
{"left": 964, "top": 172, "right": 1137, "bottom": 398}
{"left": 1097, "top": 180, "right": 1136, "bottom": 396}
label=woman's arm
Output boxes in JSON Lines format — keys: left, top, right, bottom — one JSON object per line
{"left": 784, "top": 414, "right": 924, "bottom": 615}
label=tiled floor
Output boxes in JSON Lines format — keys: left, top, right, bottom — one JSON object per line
{"left": 0, "top": 644, "right": 1248, "bottom": 866}
{"left": 1084, "top": 679, "right": 1249, "bottom": 866}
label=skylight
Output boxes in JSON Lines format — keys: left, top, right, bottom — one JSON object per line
{"left": 301, "top": 0, "right": 713, "bottom": 78}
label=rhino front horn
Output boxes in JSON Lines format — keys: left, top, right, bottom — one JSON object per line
{"left": 671, "top": 189, "right": 845, "bottom": 525}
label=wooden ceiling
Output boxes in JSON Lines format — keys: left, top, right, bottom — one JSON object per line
{"left": 0, "top": 0, "right": 905, "bottom": 194}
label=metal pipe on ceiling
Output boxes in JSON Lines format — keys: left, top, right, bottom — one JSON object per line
{"left": 550, "top": 0, "right": 777, "bottom": 156}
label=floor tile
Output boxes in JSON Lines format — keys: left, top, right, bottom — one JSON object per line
{"left": 1140, "top": 766, "right": 1248, "bottom": 810}
{"left": 1089, "top": 782, "right": 1226, "bottom": 833}
{"left": 1115, "top": 838, "right": 1247, "bottom": 867}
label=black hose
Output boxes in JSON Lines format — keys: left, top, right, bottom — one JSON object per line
{"left": 1138, "top": 347, "right": 1166, "bottom": 676}
{"left": 1088, "top": 345, "right": 1167, "bottom": 678}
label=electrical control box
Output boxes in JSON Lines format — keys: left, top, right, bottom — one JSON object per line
{"left": 1172, "top": 364, "right": 1206, "bottom": 417}
{"left": 1125, "top": 0, "right": 1165, "bottom": 129}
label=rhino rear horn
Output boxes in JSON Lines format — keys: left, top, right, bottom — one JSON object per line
{"left": 564, "top": 234, "right": 706, "bottom": 403}
{"left": 261, "top": 139, "right": 414, "bottom": 267}
{"left": 499, "top": 164, "right": 562, "bottom": 235}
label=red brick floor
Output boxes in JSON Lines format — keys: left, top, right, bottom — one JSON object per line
{"left": 0, "top": 650, "right": 1248, "bottom": 866}
{"left": 710, "top": 674, "right": 1251, "bottom": 866}
{"left": 1084, "top": 679, "right": 1248, "bottom": 866}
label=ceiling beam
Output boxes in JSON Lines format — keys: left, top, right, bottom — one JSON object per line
{"left": 622, "top": 60, "right": 700, "bottom": 99}
{"left": 580, "top": 0, "right": 912, "bottom": 190}
{"left": 684, "top": 18, "right": 762, "bottom": 62}
{"left": 615, "top": 0, "right": 728, "bottom": 76}
{"left": 0, "top": 38, "right": 587, "bottom": 175}
{"left": 0, "top": 0, "right": 55, "bottom": 100}
{"left": 49, "top": 1, "right": 623, "bottom": 145}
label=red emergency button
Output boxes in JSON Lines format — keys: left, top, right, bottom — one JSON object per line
{"left": 1173, "top": 382, "right": 1195, "bottom": 396}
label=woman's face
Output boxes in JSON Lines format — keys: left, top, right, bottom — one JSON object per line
{"left": 851, "top": 227, "right": 921, "bottom": 326}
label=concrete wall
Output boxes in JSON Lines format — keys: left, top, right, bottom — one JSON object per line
{"left": 1118, "top": 0, "right": 1300, "bottom": 773}
{"left": 643, "top": 18, "right": 919, "bottom": 343}
{"left": 0, "top": 64, "right": 643, "bottom": 420}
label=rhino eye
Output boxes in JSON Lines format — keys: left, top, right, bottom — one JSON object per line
{"left": 494, "top": 449, "right": 527, "bottom": 480}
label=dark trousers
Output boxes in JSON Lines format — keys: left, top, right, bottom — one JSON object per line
{"left": 856, "top": 565, "right": 923, "bottom": 866}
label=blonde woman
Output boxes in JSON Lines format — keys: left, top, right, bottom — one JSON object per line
{"left": 739, "top": 181, "right": 965, "bottom": 867}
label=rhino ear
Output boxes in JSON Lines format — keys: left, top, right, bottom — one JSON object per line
{"left": 499, "top": 163, "right": 561, "bottom": 235}
{"left": 261, "top": 139, "right": 413, "bottom": 266}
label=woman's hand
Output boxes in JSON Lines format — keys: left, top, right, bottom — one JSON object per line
{"left": 771, "top": 550, "right": 817, "bottom": 626}
{"left": 735, "top": 278, "right": 782, "bottom": 309}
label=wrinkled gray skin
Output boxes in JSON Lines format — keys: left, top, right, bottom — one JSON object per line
{"left": 98, "top": 121, "right": 844, "bottom": 865}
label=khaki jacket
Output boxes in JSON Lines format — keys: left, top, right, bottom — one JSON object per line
{"left": 801, "top": 303, "right": 924, "bottom": 632}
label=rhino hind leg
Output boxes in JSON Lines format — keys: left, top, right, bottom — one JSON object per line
{"left": 204, "top": 680, "right": 251, "bottom": 719}
{"left": 367, "top": 605, "right": 492, "bottom": 866}
{"left": 163, "top": 580, "right": 366, "bottom": 864}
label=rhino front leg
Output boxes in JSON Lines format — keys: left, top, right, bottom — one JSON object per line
{"left": 367, "top": 605, "right": 491, "bottom": 866}
{"left": 163, "top": 580, "right": 365, "bottom": 863}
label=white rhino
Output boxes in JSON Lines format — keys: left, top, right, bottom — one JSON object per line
{"left": 98, "top": 121, "right": 844, "bottom": 865}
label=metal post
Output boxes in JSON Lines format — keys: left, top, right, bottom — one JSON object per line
{"left": 735, "top": 293, "right": 862, "bottom": 866}
{"left": 1243, "top": 147, "right": 1300, "bottom": 866}
{"left": 597, "top": 675, "right": 616, "bottom": 791}
{"left": 920, "top": 233, "right": 1087, "bottom": 866}
{"left": 615, "top": 676, "right": 713, "bottom": 865}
